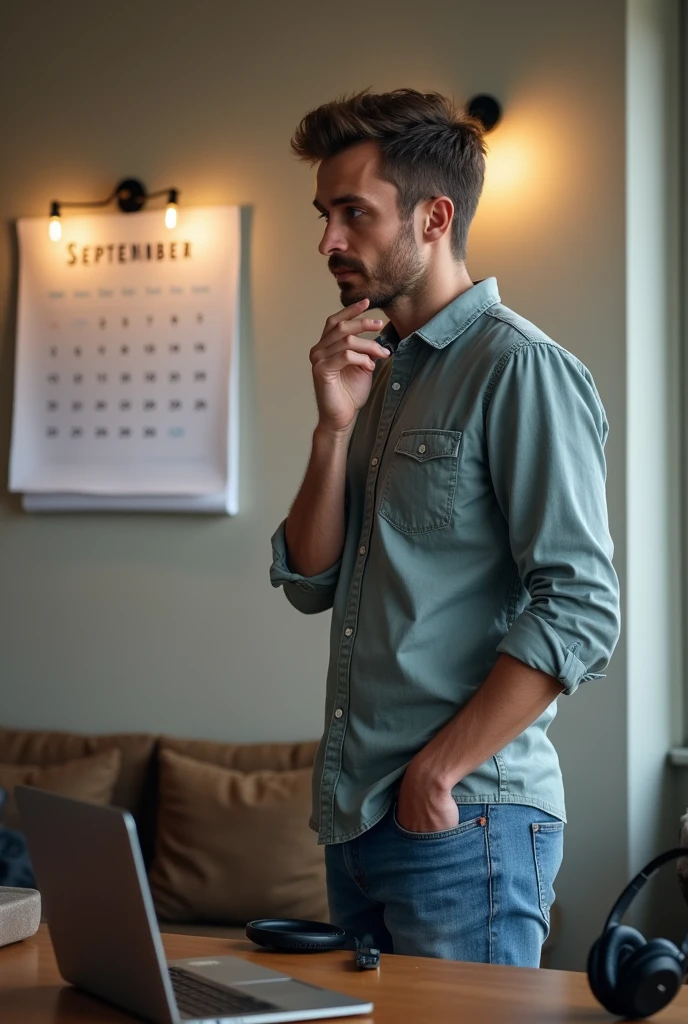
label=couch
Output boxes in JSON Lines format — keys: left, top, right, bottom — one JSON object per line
{"left": 0, "top": 726, "right": 560, "bottom": 961}
{"left": 0, "top": 727, "right": 326, "bottom": 941}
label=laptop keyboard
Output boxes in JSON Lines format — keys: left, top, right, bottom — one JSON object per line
{"left": 168, "top": 965, "right": 279, "bottom": 1019}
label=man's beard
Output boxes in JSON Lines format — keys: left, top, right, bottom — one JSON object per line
{"left": 332, "top": 222, "right": 427, "bottom": 310}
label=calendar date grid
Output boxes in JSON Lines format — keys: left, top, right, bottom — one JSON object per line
{"left": 40, "top": 309, "right": 221, "bottom": 445}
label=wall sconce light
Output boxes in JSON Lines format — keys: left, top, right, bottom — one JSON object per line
{"left": 48, "top": 201, "right": 62, "bottom": 242}
{"left": 48, "top": 178, "right": 180, "bottom": 242}
{"left": 466, "top": 94, "right": 502, "bottom": 133}
{"left": 164, "top": 189, "right": 178, "bottom": 230}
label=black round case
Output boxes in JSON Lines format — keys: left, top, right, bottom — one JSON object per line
{"left": 245, "top": 918, "right": 348, "bottom": 952}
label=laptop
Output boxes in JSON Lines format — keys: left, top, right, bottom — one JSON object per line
{"left": 16, "top": 786, "right": 373, "bottom": 1023}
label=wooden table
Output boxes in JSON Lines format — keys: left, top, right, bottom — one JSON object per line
{"left": 1, "top": 925, "right": 687, "bottom": 1023}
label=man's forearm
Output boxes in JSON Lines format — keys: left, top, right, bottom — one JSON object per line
{"left": 410, "top": 654, "right": 564, "bottom": 790}
{"left": 285, "top": 425, "right": 352, "bottom": 577}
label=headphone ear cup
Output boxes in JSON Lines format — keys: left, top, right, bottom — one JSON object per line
{"left": 587, "top": 925, "right": 646, "bottom": 1017}
{"left": 615, "top": 937, "right": 685, "bottom": 1019}
{"left": 587, "top": 935, "right": 610, "bottom": 1009}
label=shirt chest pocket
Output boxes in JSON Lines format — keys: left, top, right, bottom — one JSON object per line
{"left": 378, "top": 428, "right": 462, "bottom": 535}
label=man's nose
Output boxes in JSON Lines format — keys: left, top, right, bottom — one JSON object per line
{"left": 318, "top": 222, "right": 348, "bottom": 256}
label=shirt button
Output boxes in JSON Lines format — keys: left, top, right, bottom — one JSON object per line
{"left": 371, "top": 457, "right": 378, "bottom": 467}
{"left": 391, "top": 382, "right": 401, "bottom": 391}
{"left": 344, "top": 627, "right": 353, "bottom": 637}
{"left": 334, "top": 709, "right": 343, "bottom": 719}
{"left": 418, "top": 444, "right": 426, "bottom": 454}
{"left": 359, "top": 545, "right": 366, "bottom": 555}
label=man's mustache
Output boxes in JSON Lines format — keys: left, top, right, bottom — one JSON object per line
{"left": 329, "top": 258, "right": 366, "bottom": 274}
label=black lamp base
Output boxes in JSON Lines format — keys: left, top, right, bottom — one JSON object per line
{"left": 466, "top": 95, "right": 502, "bottom": 133}
{"left": 116, "top": 179, "right": 146, "bottom": 213}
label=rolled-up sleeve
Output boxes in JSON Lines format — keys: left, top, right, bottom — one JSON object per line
{"left": 485, "top": 342, "right": 620, "bottom": 696}
{"left": 270, "top": 520, "right": 341, "bottom": 615}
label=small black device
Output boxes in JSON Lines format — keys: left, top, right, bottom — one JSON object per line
{"left": 355, "top": 946, "right": 381, "bottom": 970}
{"left": 587, "top": 847, "right": 688, "bottom": 1018}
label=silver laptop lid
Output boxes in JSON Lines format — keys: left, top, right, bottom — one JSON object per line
{"left": 16, "top": 786, "right": 179, "bottom": 1024}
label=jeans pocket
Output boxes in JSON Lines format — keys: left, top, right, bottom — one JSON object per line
{"left": 531, "top": 821, "right": 564, "bottom": 932}
{"left": 391, "top": 801, "right": 486, "bottom": 840}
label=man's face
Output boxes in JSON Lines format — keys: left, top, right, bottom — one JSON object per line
{"left": 313, "top": 141, "right": 427, "bottom": 309}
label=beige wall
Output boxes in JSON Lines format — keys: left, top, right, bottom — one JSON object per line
{"left": 0, "top": 0, "right": 636, "bottom": 970}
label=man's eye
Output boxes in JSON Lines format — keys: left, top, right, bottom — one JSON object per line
{"left": 317, "top": 209, "right": 363, "bottom": 221}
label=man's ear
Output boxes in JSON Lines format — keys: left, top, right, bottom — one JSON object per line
{"left": 422, "top": 196, "right": 454, "bottom": 244}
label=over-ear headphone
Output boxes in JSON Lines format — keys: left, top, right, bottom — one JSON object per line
{"left": 587, "top": 847, "right": 688, "bottom": 1018}
{"left": 245, "top": 918, "right": 381, "bottom": 969}
{"left": 246, "top": 919, "right": 347, "bottom": 952}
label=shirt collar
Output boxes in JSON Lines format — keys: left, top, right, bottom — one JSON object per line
{"left": 378, "top": 277, "right": 500, "bottom": 351}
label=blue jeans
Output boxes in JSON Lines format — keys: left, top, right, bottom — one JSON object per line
{"left": 325, "top": 802, "right": 564, "bottom": 965}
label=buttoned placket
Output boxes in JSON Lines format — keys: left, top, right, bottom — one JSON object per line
{"left": 318, "top": 336, "right": 420, "bottom": 842}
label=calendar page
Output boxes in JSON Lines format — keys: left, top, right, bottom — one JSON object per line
{"left": 9, "top": 206, "right": 240, "bottom": 510}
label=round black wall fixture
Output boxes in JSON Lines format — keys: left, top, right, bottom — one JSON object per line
{"left": 466, "top": 95, "right": 502, "bottom": 132}
{"left": 116, "top": 179, "right": 146, "bottom": 213}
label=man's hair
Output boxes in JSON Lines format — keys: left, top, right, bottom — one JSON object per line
{"left": 291, "top": 88, "right": 487, "bottom": 261}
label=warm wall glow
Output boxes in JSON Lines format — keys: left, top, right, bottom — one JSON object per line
{"left": 482, "top": 134, "right": 533, "bottom": 202}
{"left": 472, "top": 92, "right": 575, "bottom": 242}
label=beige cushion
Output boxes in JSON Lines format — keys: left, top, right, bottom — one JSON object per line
{"left": 150, "top": 748, "right": 328, "bottom": 925}
{"left": 0, "top": 748, "right": 122, "bottom": 830}
{"left": 0, "top": 728, "right": 156, "bottom": 817}
{"left": 159, "top": 736, "right": 319, "bottom": 774}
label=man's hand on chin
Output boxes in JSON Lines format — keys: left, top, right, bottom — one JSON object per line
{"left": 395, "top": 759, "right": 459, "bottom": 834}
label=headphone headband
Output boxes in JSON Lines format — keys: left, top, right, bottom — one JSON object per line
{"left": 606, "top": 846, "right": 688, "bottom": 950}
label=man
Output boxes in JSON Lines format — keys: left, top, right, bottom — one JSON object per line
{"left": 270, "top": 88, "right": 620, "bottom": 966}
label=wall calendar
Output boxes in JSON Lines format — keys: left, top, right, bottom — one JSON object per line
{"left": 9, "top": 205, "right": 240, "bottom": 513}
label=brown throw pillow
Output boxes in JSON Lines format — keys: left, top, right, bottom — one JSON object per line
{"left": 149, "top": 748, "right": 328, "bottom": 924}
{"left": 0, "top": 748, "right": 122, "bottom": 830}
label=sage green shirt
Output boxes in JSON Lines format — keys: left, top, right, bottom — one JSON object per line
{"left": 271, "top": 277, "right": 620, "bottom": 844}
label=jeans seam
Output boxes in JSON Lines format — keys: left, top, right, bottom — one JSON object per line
{"left": 531, "top": 826, "right": 553, "bottom": 928}
{"left": 342, "top": 840, "right": 380, "bottom": 905}
{"left": 486, "top": 806, "right": 494, "bottom": 965}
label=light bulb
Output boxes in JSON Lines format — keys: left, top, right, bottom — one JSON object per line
{"left": 48, "top": 201, "right": 61, "bottom": 242}
{"left": 165, "top": 189, "right": 178, "bottom": 230}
